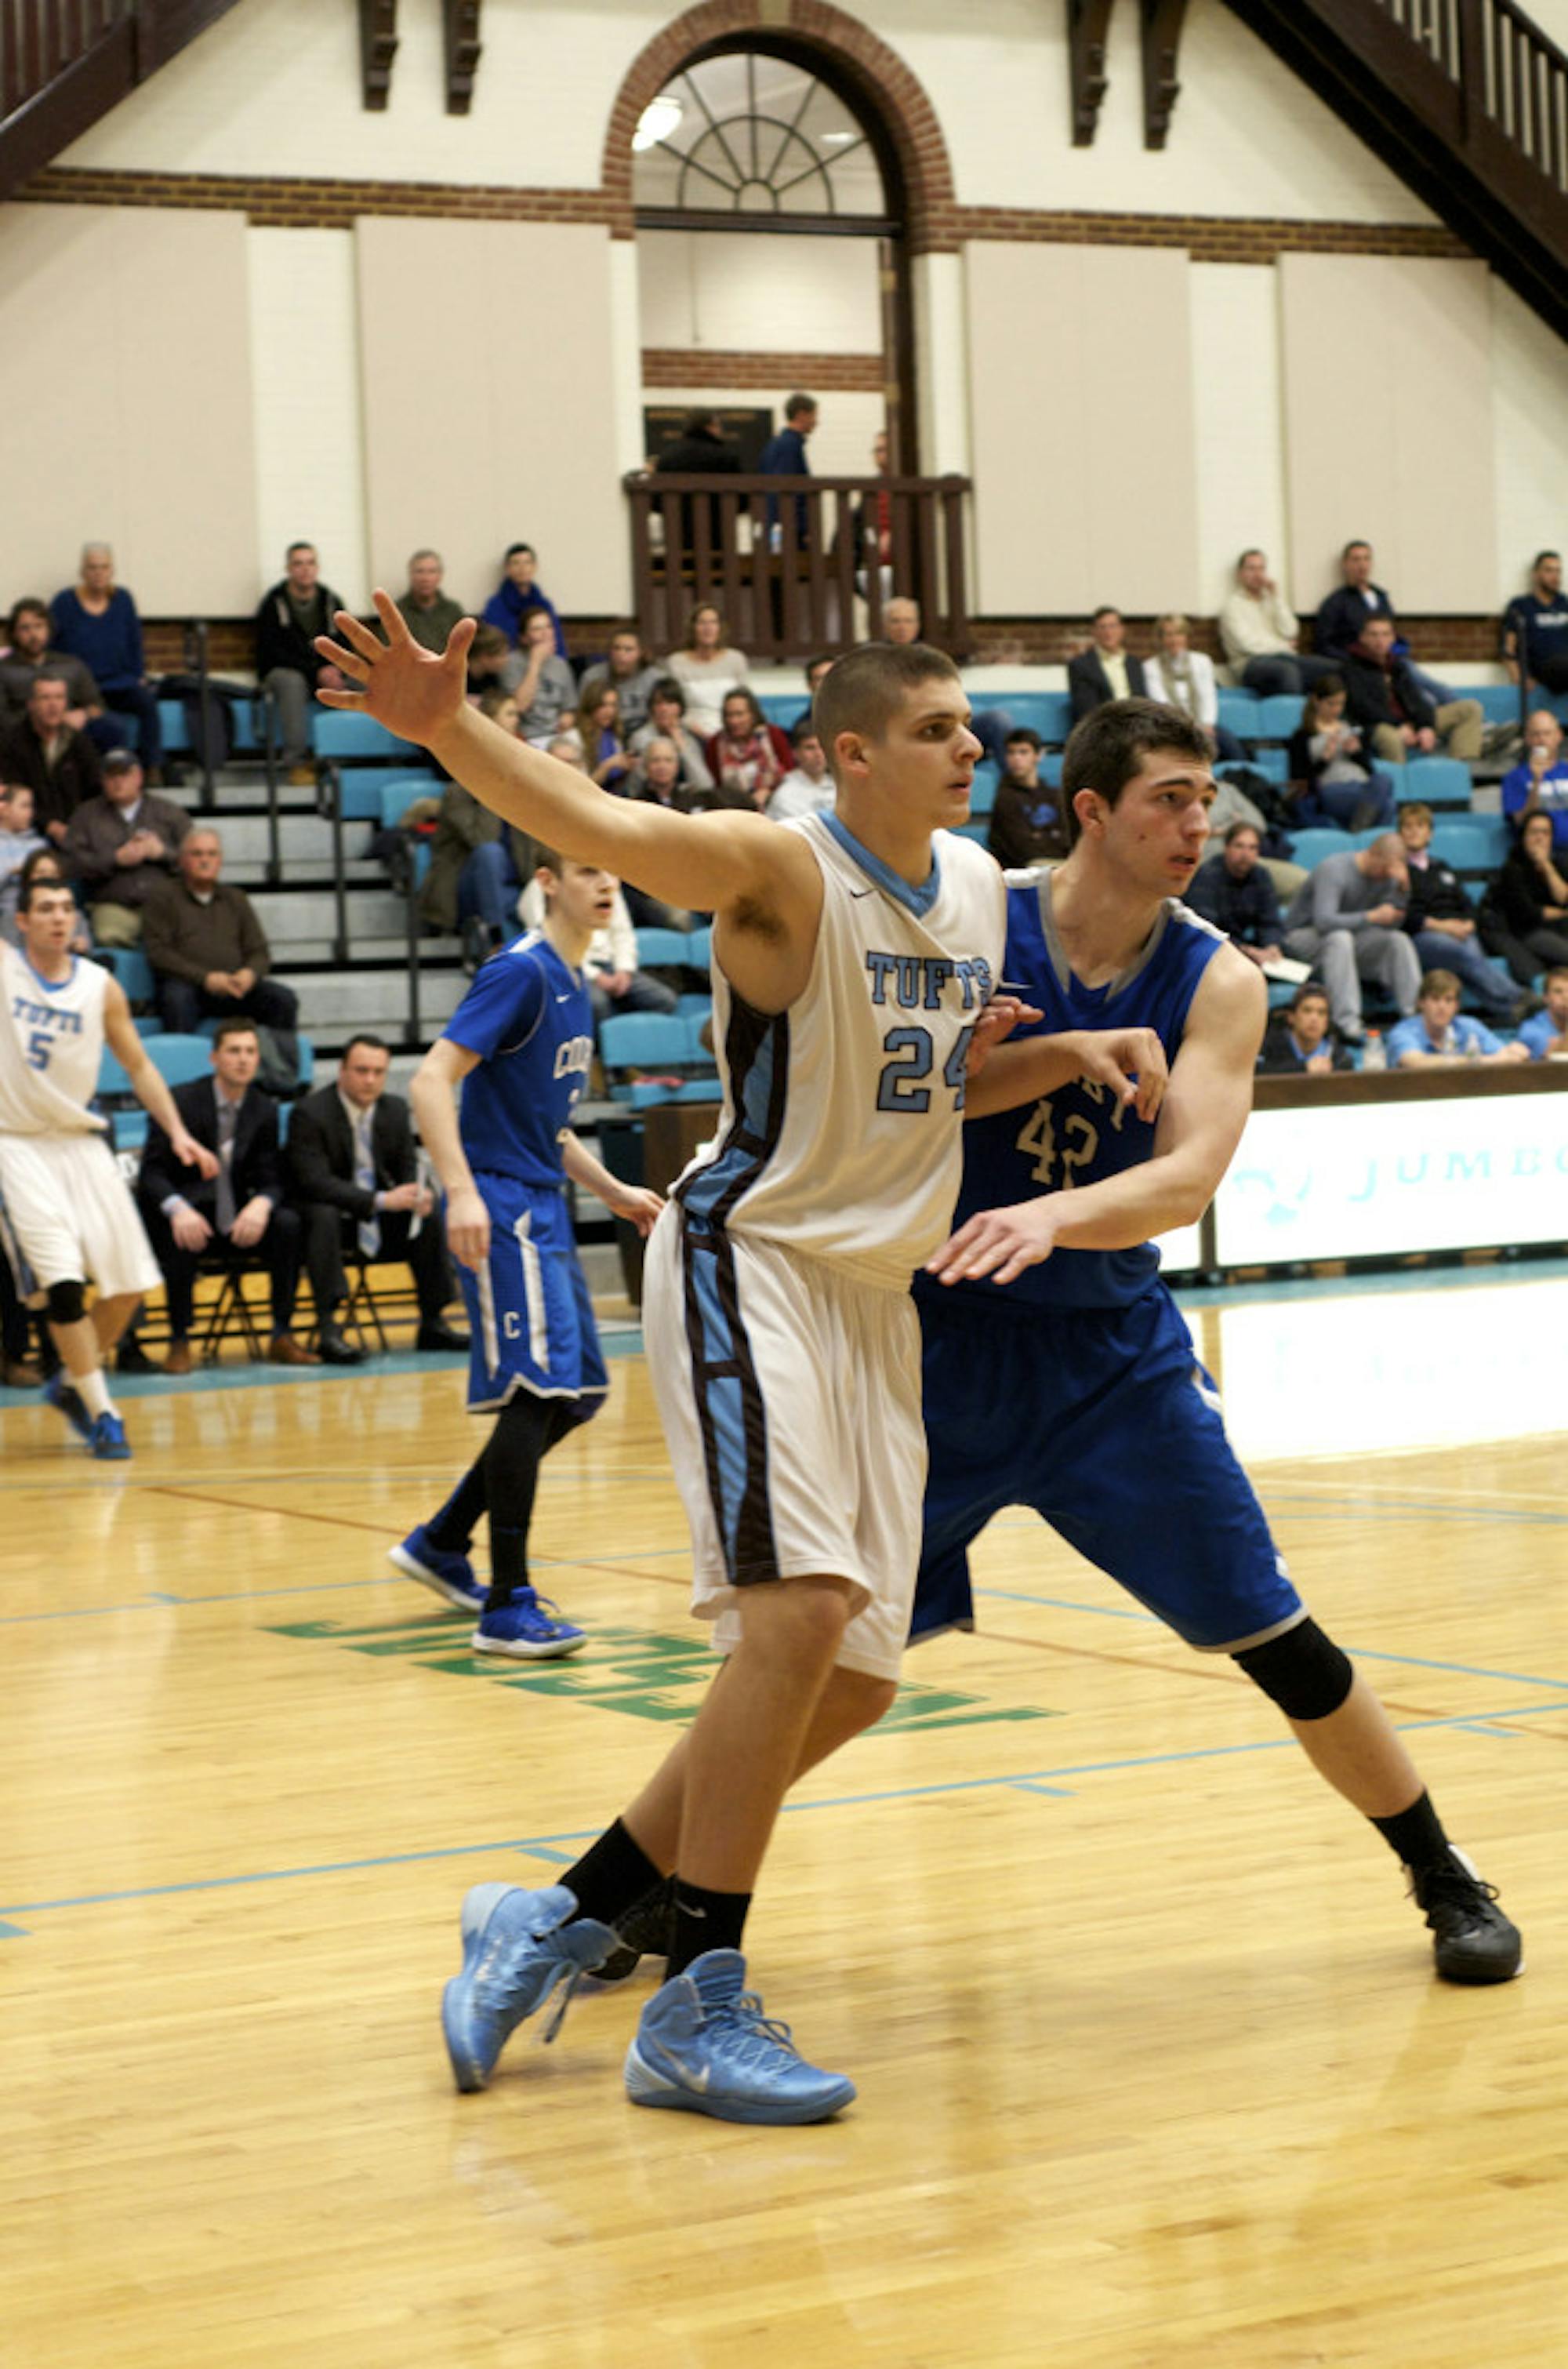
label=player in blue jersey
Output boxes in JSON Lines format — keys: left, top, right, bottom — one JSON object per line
{"left": 396, "top": 852, "right": 663, "bottom": 1658}
{"left": 916, "top": 697, "right": 1522, "bottom": 1986}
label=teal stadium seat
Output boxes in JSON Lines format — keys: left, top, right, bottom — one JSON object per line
{"left": 685, "top": 925, "right": 713, "bottom": 972}
{"left": 1430, "top": 816, "right": 1510, "bottom": 870}
{"left": 1005, "top": 692, "right": 1073, "bottom": 743}
{"left": 1287, "top": 830, "right": 1358, "bottom": 870}
{"left": 1399, "top": 755, "right": 1472, "bottom": 806}
{"left": 1217, "top": 689, "right": 1261, "bottom": 736}
{"left": 633, "top": 926, "right": 692, "bottom": 969}
{"left": 967, "top": 764, "right": 997, "bottom": 818}
{"left": 1254, "top": 695, "right": 1305, "bottom": 740}
{"left": 312, "top": 710, "right": 426, "bottom": 765}
{"left": 378, "top": 776, "right": 442, "bottom": 830}
{"left": 100, "top": 944, "right": 154, "bottom": 1005}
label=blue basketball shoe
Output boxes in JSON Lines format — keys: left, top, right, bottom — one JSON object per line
{"left": 87, "top": 1411, "right": 131, "bottom": 1462}
{"left": 442, "top": 1883, "right": 615, "bottom": 2093}
{"left": 43, "top": 1372, "right": 92, "bottom": 1441}
{"left": 387, "top": 1524, "right": 486, "bottom": 1613}
{"left": 473, "top": 1590, "right": 586, "bottom": 1659}
{"left": 624, "top": 1950, "right": 856, "bottom": 2125}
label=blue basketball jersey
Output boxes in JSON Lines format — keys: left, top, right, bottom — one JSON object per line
{"left": 931, "top": 871, "right": 1225, "bottom": 1309}
{"left": 443, "top": 931, "right": 593, "bottom": 1187}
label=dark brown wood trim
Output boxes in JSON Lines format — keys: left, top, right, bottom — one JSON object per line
{"left": 358, "top": 0, "right": 398, "bottom": 111}
{"left": 442, "top": 0, "right": 481, "bottom": 115}
{"left": 1068, "top": 0, "right": 1117, "bottom": 147}
{"left": 1140, "top": 0, "right": 1189, "bottom": 151}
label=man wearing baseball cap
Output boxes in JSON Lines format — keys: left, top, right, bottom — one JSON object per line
{"left": 61, "top": 749, "right": 190, "bottom": 947}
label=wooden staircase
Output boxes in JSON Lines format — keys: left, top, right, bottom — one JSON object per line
{"left": 0, "top": 1, "right": 246, "bottom": 202}
{"left": 1225, "top": 0, "right": 1568, "bottom": 340}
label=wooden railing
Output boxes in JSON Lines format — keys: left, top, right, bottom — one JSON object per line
{"left": 1369, "top": 0, "right": 1568, "bottom": 192}
{"left": 623, "top": 472, "right": 972, "bottom": 662}
{"left": 1, "top": 1, "right": 243, "bottom": 200}
{"left": 0, "top": 0, "right": 127, "bottom": 118}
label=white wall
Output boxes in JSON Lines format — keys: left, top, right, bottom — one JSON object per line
{"left": 1492, "top": 276, "right": 1568, "bottom": 605}
{"left": 1189, "top": 265, "right": 1287, "bottom": 612}
{"left": 638, "top": 231, "right": 880, "bottom": 352}
{"left": 245, "top": 229, "right": 369, "bottom": 611}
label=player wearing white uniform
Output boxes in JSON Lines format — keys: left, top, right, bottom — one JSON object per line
{"left": 315, "top": 600, "right": 1149, "bottom": 2124}
{"left": 0, "top": 877, "right": 217, "bottom": 1456}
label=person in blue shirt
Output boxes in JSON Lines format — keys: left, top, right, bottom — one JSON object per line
{"left": 1517, "top": 965, "right": 1568, "bottom": 1057}
{"left": 913, "top": 696, "right": 1523, "bottom": 1989}
{"left": 1500, "top": 709, "right": 1568, "bottom": 852}
{"left": 394, "top": 854, "right": 662, "bottom": 1656}
{"left": 1500, "top": 550, "right": 1568, "bottom": 696}
{"left": 759, "top": 391, "right": 818, "bottom": 545}
{"left": 1258, "top": 979, "right": 1354, "bottom": 1073}
{"left": 482, "top": 542, "right": 565, "bottom": 655}
{"left": 1386, "top": 969, "right": 1530, "bottom": 1067}
{"left": 49, "top": 543, "right": 164, "bottom": 781}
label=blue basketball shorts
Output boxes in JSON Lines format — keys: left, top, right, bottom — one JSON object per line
{"left": 912, "top": 1282, "right": 1303, "bottom": 1652}
{"left": 457, "top": 1172, "right": 608, "bottom": 1421}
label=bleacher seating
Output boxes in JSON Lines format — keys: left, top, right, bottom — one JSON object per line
{"left": 311, "top": 711, "right": 426, "bottom": 766}
{"left": 599, "top": 1010, "right": 718, "bottom": 1107}
{"left": 1398, "top": 755, "right": 1472, "bottom": 807}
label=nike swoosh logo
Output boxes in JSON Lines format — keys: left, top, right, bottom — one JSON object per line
{"left": 850, "top": 887, "right": 875, "bottom": 899}
{"left": 555, "top": 992, "right": 573, "bottom": 1001}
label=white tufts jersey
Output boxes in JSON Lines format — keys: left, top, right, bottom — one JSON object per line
{"left": 0, "top": 945, "right": 110, "bottom": 1136}
{"left": 675, "top": 813, "right": 1004, "bottom": 1288}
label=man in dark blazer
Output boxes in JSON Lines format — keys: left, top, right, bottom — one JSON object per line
{"left": 133, "top": 1018, "right": 314, "bottom": 1375}
{"left": 287, "top": 1033, "right": 466, "bottom": 1364}
{"left": 1068, "top": 608, "right": 1149, "bottom": 723}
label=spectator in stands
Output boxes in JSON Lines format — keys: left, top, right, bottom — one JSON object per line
{"left": 1340, "top": 618, "right": 1483, "bottom": 767}
{"left": 0, "top": 598, "right": 103, "bottom": 734}
{"left": 62, "top": 749, "right": 187, "bottom": 947}
{"left": 1316, "top": 540, "right": 1453, "bottom": 707}
{"left": 1283, "top": 833, "right": 1421, "bottom": 1041}
{"left": 986, "top": 729, "right": 1067, "bottom": 869}
{"left": 1218, "top": 549, "right": 1336, "bottom": 696}
{"left": 1387, "top": 968, "right": 1530, "bottom": 1068}
{"left": 626, "top": 677, "right": 714, "bottom": 794}
{"left": 1142, "top": 612, "right": 1246, "bottom": 762}
{"left": 760, "top": 391, "right": 818, "bottom": 543}
{"left": 6, "top": 845, "right": 91, "bottom": 953}
{"left": 1501, "top": 551, "right": 1568, "bottom": 696}
{"left": 803, "top": 649, "right": 837, "bottom": 706}
{"left": 663, "top": 603, "right": 749, "bottom": 736}
{"left": 884, "top": 597, "right": 921, "bottom": 647}
{"left": 288, "top": 1036, "right": 466, "bottom": 1366}
{"left": 396, "top": 550, "right": 466, "bottom": 654}
{"left": 0, "top": 782, "right": 46, "bottom": 943}
{"left": 517, "top": 872, "right": 678, "bottom": 1028}
{"left": 768, "top": 720, "right": 835, "bottom": 823}
{"left": 1287, "top": 675, "right": 1397, "bottom": 830}
{"left": 142, "top": 828, "right": 299, "bottom": 1062}
{"left": 1185, "top": 821, "right": 1284, "bottom": 970}
{"left": 568, "top": 681, "right": 631, "bottom": 790}
{"left": 49, "top": 544, "right": 165, "bottom": 781}
{"left": 1515, "top": 963, "right": 1568, "bottom": 1058}
{"left": 1258, "top": 980, "right": 1355, "bottom": 1074}
{"left": 256, "top": 542, "right": 347, "bottom": 780}
{"left": 507, "top": 608, "right": 577, "bottom": 744}
{"left": 463, "top": 622, "right": 516, "bottom": 701}
{"left": 134, "top": 1018, "right": 316, "bottom": 1374}
{"left": 482, "top": 542, "right": 564, "bottom": 655}
{"left": 0, "top": 671, "right": 102, "bottom": 841}
{"left": 655, "top": 406, "right": 742, "bottom": 567}
{"left": 1396, "top": 801, "right": 1528, "bottom": 1026}
{"left": 577, "top": 626, "right": 661, "bottom": 739}
{"left": 1479, "top": 808, "right": 1568, "bottom": 983}
{"left": 1069, "top": 609, "right": 1149, "bottom": 723}
{"left": 626, "top": 733, "right": 719, "bottom": 819}
{"left": 419, "top": 770, "right": 536, "bottom": 970}
{"left": 1500, "top": 708, "right": 1568, "bottom": 851}
{"left": 882, "top": 597, "right": 1011, "bottom": 763}
{"left": 854, "top": 428, "right": 895, "bottom": 591}
{"left": 706, "top": 689, "right": 791, "bottom": 809}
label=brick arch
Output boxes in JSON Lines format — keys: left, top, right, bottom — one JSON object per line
{"left": 601, "top": 1, "right": 958, "bottom": 251}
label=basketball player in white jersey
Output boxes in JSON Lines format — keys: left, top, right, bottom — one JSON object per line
{"left": 0, "top": 877, "right": 217, "bottom": 1459}
{"left": 316, "top": 595, "right": 1153, "bottom": 2124}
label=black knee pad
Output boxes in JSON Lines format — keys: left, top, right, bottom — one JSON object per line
{"left": 45, "top": 1278, "right": 87, "bottom": 1327}
{"left": 1232, "top": 1618, "right": 1354, "bottom": 1721}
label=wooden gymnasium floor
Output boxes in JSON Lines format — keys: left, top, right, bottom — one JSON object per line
{"left": 3, "top": 1266, "right": 1566, "bottom": 2369}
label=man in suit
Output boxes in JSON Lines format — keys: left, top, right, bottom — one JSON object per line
{"left": 288, "top": 1034, "right": 467, "bottom": 1364}
{"left": 133, "top": 1019, "right": 314, "bottom": 1375}
{"left": 1068, "top": 609, "right": 1149, "bottom": 723}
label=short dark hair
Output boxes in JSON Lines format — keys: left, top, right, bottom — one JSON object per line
{"left": 682, "top": 408, "right": 717, "bottom": 434}
{"left": 720, "top": 687, "right": 764, "bottom": 732}
{"left": 212, "top": 1017, "right": 260, "bottom": 1050}
{"left": 813, "top": 641, "right": 964, "bottom": 781}
{"left": 1534, "top": 549, "right": 1561, "bottom": 570}
{"left": 790, "top": 715, "right": 822, "bottom": 748}
{"left": 1004, "top": 726, "right": 1044, "bottom": 751}
{"left": 1418, "top": 968, "right": 1461, "bottom": 999}
{"left": 1236, "top": 548, "right": 1265, "bottom": 570}
{"left": 1091, "top": 605, "right": 1121, "bottom": 625}
{"left": 285, "top": 540, "right": 316, "bottom": 559}
{"left": 648, "top": 674, "right": 685, "bottom": 712}
{"left": 469, "top": 623, "right": 510, "bottom": 659}
{"left": 19, "top": 847, "right": 63, "bottom": 892}
{"left": 5, "top": 596, "right": 48, "bottom": 638}
{"left": 1545, "top": 964, "right": 1568, "bottom": 985}
{"left": 1224, "top": 818, "right": 1261, "bottom": 846}
{"left": 28, "top": 670, "right": 71, "bottom": 698}
{"left": 1060, "top": 699, "right": 1211, "bottom": 846}
{"left": 1341, "top": 538, "right": 1371, "bottom": 559}
{"left": 19, "top": 871, "right": 74, "bottom": 914}
{"left": 1308, "top": 673, "right": 1345, "bottom": 705}
{"left": 784, "top": 392, "right": 817, "bottom": 420}
{"left": 504, "top": 541, "right": 535, "bottom": 561}
{"left": 1290, "top": 982, "right": 1330, "bottom": 1012}
{"left": 804, "top": 652, "right": 837, "bottom": 689}
{"left": 342, "top": 1034, "right": 390, "bottom": 1061}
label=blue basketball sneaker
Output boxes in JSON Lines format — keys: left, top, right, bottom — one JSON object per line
{"left": 442, "top": 1883, "right": 615, "bottom": 2093}
{"left": 624, "top": 1950, "right": 856, "bottom": 2125}
{"left": 43, "top": 1372, "right": 92, "bottom": 1441}
{"left": 473, "top": 1590, "right": 586, "bottom": 1659}
{"left": 387, "top": 1524, "right": 486, "bottom": 1613}
{"left": 87, "top": 1411, "right": 131, "bottom": 1461}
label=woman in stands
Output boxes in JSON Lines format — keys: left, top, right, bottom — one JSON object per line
{"left": 704, "top": 689, "right": 792, "bottom": 810}
{"left": 567, "top": 681, "right": 631, "bottom": 792}
{"left": 1479, "top": 807, "right": 1568, "bottom": 982}
{"left": 662, "top": 602, "right": 750, "bottom": 737}
{"left": 1287, "top": 675, "right": 1397, "bottom": 831}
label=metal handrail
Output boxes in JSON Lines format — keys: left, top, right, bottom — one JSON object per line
{"left": 316, "top": 760, "right": 350, "bottom": 967}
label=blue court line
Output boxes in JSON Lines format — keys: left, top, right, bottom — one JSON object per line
{"left": 2, "top": 1702, "right": 1556, "bottom": 1936}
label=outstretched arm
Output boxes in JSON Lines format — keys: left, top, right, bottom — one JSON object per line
{"left": 927, "top": 952, "right": 1265, "bottom": 1285}
{"left": 317, "top": 594, "right": 815, "bottom": 923}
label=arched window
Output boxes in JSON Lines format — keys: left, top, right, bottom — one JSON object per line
{"left": 632, "top": 52, "right": 888, "bottom": 221}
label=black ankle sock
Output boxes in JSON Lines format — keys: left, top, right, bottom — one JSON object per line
{"left": 425, "top": 1458, "right": 488, "bottom": 1553}
{"left": 1371, "top": 1789, "right": 1450, "bottom": 1872}
{"left": 666, "top": 1880, "right": 752, "bottom": 1977}
{"left": 564, "top": 1818, "right": 664, "bottom": 1928}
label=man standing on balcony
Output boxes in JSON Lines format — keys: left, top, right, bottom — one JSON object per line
{"left": 760, "top": 392, "right": 818, "bottom": 548}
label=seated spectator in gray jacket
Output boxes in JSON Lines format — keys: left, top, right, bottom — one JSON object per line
{"left": 768, "top": 720, "right": 836, "bottom": 822}
{"left": 1258, "top": 981, "right": 1355, "bottom": 1074}
{"left": 577, "top": 626, "right": 662, "bottom": 739}
{"left": 396, "top": 549, "right": 466, "bottom": 654}
{"left": 1283, "top": 834, "right": 1421, "bottom": 1041}
{"left": 1185, "top": 822, "right": 1283, "bottom": 970}
{"left": 627, "top": 678, "right": 714, "bottom": 793}
{"left": 1341, "top": 618, "right": 1482, "bottom": 765}
{"left": 0, "top": 672, "right": 103, "bottom": 841}
{"left": 0, "top": 598, "right": 103, "bottom": 732}
{"left": 143, "top": 828, "right": 299, "bottom": 1062}
{"left": 0, "top": 783, "right": 46, "bottom": 943}
{"left": 61, "top": 750, "right": 188, "bottom": 946}
{"left": 255, "top": 542, "right": 347, "bottom": 772}
{"left": 509, "top": 608, "right": 577, "bottom": 742}
{"left": 985, "top": 729, "right": 1066, "bottom": 869}
{"left": 626, "top": 733, "right": 725, "bottom": 816}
